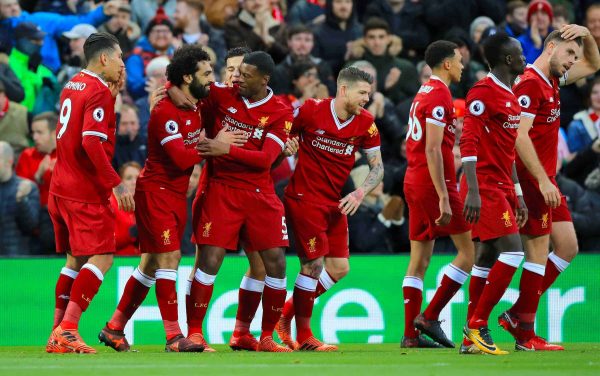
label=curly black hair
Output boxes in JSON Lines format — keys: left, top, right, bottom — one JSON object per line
{"left": 166, "top": 45, "right": 211, "bottom": 86}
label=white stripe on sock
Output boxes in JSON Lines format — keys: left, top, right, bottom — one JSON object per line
{"left": 471, "top": 266, "right": 490, "bottom": 278}
{"left": 186, "top": 278, "right": 193, "bottom": 295}
{"left": 132, "top": 267, "right": 156, "bottom": 287}
{"left": 60, "top": 267, "right": 79, "bottom": 279}
{"left": 548, "top": 252, "right": 569, "bottom": 272}
{"left": 155, "top": 269, "right": 177, "bottom": 281}
{"left": 318, "top": 270, "right": 336, "bottom": 290}
{"left": 445, "top": 264, "right": 469, "bottom": 284}
{"left": 81, "top": 263, "right": 103, "bottom": 281}
{"left": 523, "top": 262, "right": 545, "bottom": 276}
{"left": 240, "top": 276, "right": 265, "bottom": 293}
{"left": 402, "top": 276, "right": 423, "bottom": 290}
{"left": 295, "top": 274, "right": 318, "bottom": 292}
{"left": 194, "top": 268, "right": 216, "bottom": 286}
{"left": 498, "top": 251, "right": 524, "bottom": 268}
{"left": 265, "top": 276, "right": 286, "bottom": 290}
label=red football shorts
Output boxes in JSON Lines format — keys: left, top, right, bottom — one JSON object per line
{"left": 404, "top": 183, "right": 471, "bottom": 241}
{"left": 48, "top": 193, "right": 115, "bottom": 256}
{"left": 135, "top": 189, "right": 187, "bottom": 253}
{"left": 519, "top": 177, "right": 572, "bottom": 236}
{"left": 284, "top": 196, "right": 349, "bottom": 260}
{"left": 459, "top": 182, "right": 519, "bottom": 242}
{"left": 195, "top": 181, "right": 288, "bottom": 253}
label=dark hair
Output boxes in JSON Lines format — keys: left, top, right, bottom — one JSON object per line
{"left": 32, "top": 111, "right": 58, "bottom": 132}
{"left": 242, "top": 51, "right": 275, "bottom": 76}
{"left": 225, "top": 46, "right": 251, "bottom": 61}
{"left": 507, "top": 1, "right": 527, "bottom": 15}
{"left": 0, "top": 80, "right": 4, "bottom": 94}
{"left": 544, "top": 29, "right": 583, "bottom": 49}
{"left": 166, "top": 45, "right": 210, "bottom": 86}
{"left": 337, "top": 66, "right": 374, "bottom": 86}
{"left": 118, "top": 161, "right": 142, "bottom": 178}
{"left": 83, "top": 32, "right": 120, "bottom": 63}
{"left": 291, "top": 61, "right": 317, "bottom": 80}
{"left": 482, "top": 31, "right": 512, "bottom": 68}
{"left": 424, "top": 40, "right": 458, "bottom": 68}
{"left": 363, "top": 17, "right": 390, "bottom": 37}
{"left": 287, "top": 24, "right": 313, "bottom": 40}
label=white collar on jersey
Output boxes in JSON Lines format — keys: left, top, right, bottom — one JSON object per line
{"left": 527, "top": 64, "right": 553, "bottom": 88}
{"left": 487, "top": 72, "right": 514, "bottom": 94}
{"left": 81, "top": 69, "right": 109, "bottom": 88}
{"left": 330, "top": 98, "right": 355, "bottom": 130}
{"left": 429, "top": 75, "right": 448, "bottom": 87}
{"left": 242, "top": 87, "right": 274, "bottom": 109}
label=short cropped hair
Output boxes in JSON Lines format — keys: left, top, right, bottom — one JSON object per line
{"left": 242, "top": 51, "right": 275, "bottom": 76}
{"left": 424, "top": 40, "right": 459, "bottom": 69}
{"left": 544, "top": 30, "right": 583, "bottom": 50}
{"left": 337, "top": 66, "right": 374, "bottom": 86}
{"left": 363, "top": 17, "right": 391, "bottom": 36}
{"left": 32, "top": 111, "right": 58, "bottom": 132}
{"left": 226, "top": 46, "right": 251, "bottom": 61}
{"left": 83, "top": 32, "right": 120, "bottom": 63}
{"left": 287, "top": 24, "right": 313, "bottom": 40}
{"left": 482, "top": 32, "right": 512, "bottom": 68}
{"left": 291, "top": 61, "right": 317, "bottom": 80}
{"left": 166, "top": 45, "right": 211, "bottom": 86}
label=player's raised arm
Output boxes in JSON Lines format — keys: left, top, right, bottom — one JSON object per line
{"left": 560, "top": 24, "right": 600, "bottom": 84}
{"left": 338, "top": 147, "right": 384, "bottom": 216}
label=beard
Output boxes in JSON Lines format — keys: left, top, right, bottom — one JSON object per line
{"left": 548, "top": 56, "right": 564, "bottom": 78}
{"left": 189, "top": 76, "right": 209, "bottom": 100}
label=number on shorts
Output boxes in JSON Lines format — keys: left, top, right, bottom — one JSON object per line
{"left": 406, "top": 101, "right": 422, "bottom": 142}
{"left": 57, "top": 98, "right": 72, "bottom": 139}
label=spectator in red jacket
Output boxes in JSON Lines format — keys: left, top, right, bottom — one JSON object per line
{"left": 112, "top": 161, "right": 141, "bottom": 256}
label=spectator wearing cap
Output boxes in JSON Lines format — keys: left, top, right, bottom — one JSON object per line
{"left": 0, "top": 141, "right": 40, "bottom": 256}
{"left": 500, "top": 0, "right": 528, "bottom": 38}
{"left": 8, "top": 22, "right": 58, "bottom": 114}
{"left": 0, "top": 80, "right": 28, "bottom": 154}
{"left": 271, "top": 24, "right": 335, "bottom": 96}
{"left": 130, "top": 0, "right": 177, "bottom": 32}
{"left": 518, "top": 0, "right": 554, "bottom": 63}
{"left": 98, "top": 3, "right": 141, "bottom": 55}
{"left": 126, "top": 7, "right": 175, "bottom": 100}
{"left": 0, "top": 0, "right": 120, "bottom": 72}
{"left": 57, "top": 24, "right": 97, "bottom": 88}
{"left": 224, "top": 0, "right": 288, "bottom": 64}
{"left": 172, "top": 0, "right": 226, "bottom": 73}
{"left": 470, "top": 16, "right": 495, "bottom": 45}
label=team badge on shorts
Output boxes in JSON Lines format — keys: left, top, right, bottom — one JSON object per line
{"left": 307, "top": 237, "right": 317, "bottom": 253}
{"left": 502, "top": 211, "right": 512, "bottom": 227}
{"left": 162, "top": 229, "right": 171, "bottom": 245}
{"left": 541, "top": 213, "right": 549, "bottom": 228}
{"left": 202, "top": 222, "right": 212, "bottom": 237}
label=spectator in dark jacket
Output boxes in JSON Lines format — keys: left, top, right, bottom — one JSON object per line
{"left": 423, "top": 0, "right": 505, "bottom": 39}
{"left": 563, "top": 137, "right": 600, "bottom": 187}
{"left": 312, "top": 0, "right": 362, "bottom": 75}
{"left": 224, "top": 0, "right": 288, "bottom": 64}
{"left": 0, "top": 57, "right": 24, "bottom": 102}
{"left": 287, "top": 0, "right": 326, "bottom": 26}
{"left": 113, "top": 104, "right": 147, "bottom": 170}
{"left": 0, "top": 141, "right": 40, "bottom": 255}
{"left": 271, "top": 24, "right": 335, "bottom": 95}
{"left": 363, "top": 0, "right": 430, "bottom": 59}
{"left": 97, "top": 3, "right": 141, "bottom": 56}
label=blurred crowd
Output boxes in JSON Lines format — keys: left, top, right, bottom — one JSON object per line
{"left": 2, "top": 0, "right": 600, "bottom": 256}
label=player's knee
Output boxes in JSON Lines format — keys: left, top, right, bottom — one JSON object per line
{"left": 301, "top": 258, "right": 324, "bottom": 278}
{"left": 475, "top": 250, "right": 497, "bottom": 269}
{"left": 327, "top": 263, "right": 349, "bottom": 281}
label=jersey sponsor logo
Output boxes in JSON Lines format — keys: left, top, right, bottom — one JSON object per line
{"left": 202, "top": 222, "right": 212, "bottom": 237}
{"left": 541, "top": 213, "right": 549, "bottom": 228}
{"left": 284, "top": 121, "right": 292, "bottom": 135}
{"left": 503, "top": 114, "right": 520, "bottom": 129}
{"left": 518, "top": 95, "right": 531, "bottom": 109}
{"left": 64, "top": 81, "right": 86, "bottom": 91}
{"left": 165, "top": 120, "right": 179, "bottom": 135}
{"left": 432, "top": 106, "right": 445, "bottom": 121}
{"left": 184, "top": 128, "right": 202, "bottom": 146}
{"left": 93, "top": 107, "right": 104, "bottom": 122}
{"left": 469, "top": 100, "right": 485, "bottom": 116}
{"left": 162, "top": 229, "right": 171, "bottom": 245}
{"left": 227, "top": 107, "right": 237, "bottom": 114}
{"left": 185, "top": 119, "right": 191, "bottom": 126}
{"left": 258, "top": 116, "right": 269, "bottom": 127}
{"left": 368, "top": 123, "right": 379, "bottom": 137}
{"left": 502, "top": 211, "right": 512, "bottom": 227}
{"left": 311, "top": 136, "right": 351, "bottom": 155}
{"left": 307, "top": 237, "right": 317, "bottom": 253}
{"left": 547, "top": 107, "right": 560, "bottom": 123}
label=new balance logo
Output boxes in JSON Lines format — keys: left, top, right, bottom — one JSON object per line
{"left": 58, "top": 294, "right": 70, "bottom": 300}
{"left": 404, "top": 299, "right": 410, "bottom": 304}
{"left": 228, "top": 107, "right": 237, "bottom": 113}
{"left": 186, "top": 120, "right": 191, "bottom": 125}
{"left": 316, "top": 129, "right": 325, "bottom": 135}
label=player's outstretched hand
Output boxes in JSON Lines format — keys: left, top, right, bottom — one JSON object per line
{"left": 214, "top": 127, "right": 247, "bottom": 146}
{"left": 560, "top": 24, "right": 591, "bottom": 40}
{"left": 114, "top": 182, "right": 135, "bottom": 212}
{"left": 435, "top": 197, "right": 452, "bottom": 226}
{"left": 463, "top": 190, "right": 481, "bottom": 224}
{"left": 284, "top": 137, "right": 299, "bottom": 157}
{"left": 339, "top": 188, "right": 365, "bottom": 216}
{"left": 538, "top": 178, "right": 561, "bottom": 208}
{"left": 197, "top": 138, "right": 230, "bottom": 157}
{"left": 516, "top": 196, "right": 529, "bottom": 228}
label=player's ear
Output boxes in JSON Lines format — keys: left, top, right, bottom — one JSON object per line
{"left": 263, "top": 74, "right": 270, "bottom": 86}
{"left": 183, "top": 74, "right": 193, "bottom": 85}
{"left": 505, "top": 54, "right": 513, "bottom": 66}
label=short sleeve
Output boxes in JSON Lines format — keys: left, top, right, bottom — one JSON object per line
{"left": 513, "top": 77, "right": 543, "bottom": 119}
{"left": 360, "top": 111, "right": 381, "bottom": 152}
{"left": 266, "top": 110, "right": 293, "bottom": 151}
{"left": 82, "top": 88, "right": 114, "bottom": 140}
{"left": 422, "top": 90, "right": 452, "bottom": 128}
{"left": 460, "top": 85, "right": 489, "bottom": 161}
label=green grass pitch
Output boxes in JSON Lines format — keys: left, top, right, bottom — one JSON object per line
{"left": 1, "top": 344, "right": 599, "bottom": 376}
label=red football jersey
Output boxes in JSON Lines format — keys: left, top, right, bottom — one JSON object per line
{"left": 136, "top": 97, "right": 202, "bottom": 197}
{"left": 514, "top": 65, "right": 564, "bottom": 180}
{"left": 15, "top": 147, "right": 56, "bottom": 206}
{"left": 405, "top": 75, "right": 457, "bottom": 185}
{"left": 203, "top": 83, "right": 292, "bottom": 192}
{"left": 460, "top": 74, "right": 521, "bottom": 187}
{"left": 285, "top": 98, "right": 381, "bottom": 206}
{"left": 50, "top": 70, "right": 117, "bottom": 204}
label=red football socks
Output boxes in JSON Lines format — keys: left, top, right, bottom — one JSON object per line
{"left": 467, "top": 266, "right": 489, "bottom": 321}
{"left": 260, "top": 276, "right": 287, "bottom": 340}
{"left": 423, "top": 264, "right": 469, "bottom": 321}
{"left": 187, "top": 268, "right": 216, "bottom": 336}
{"left": 234, "top": 276, "right": 264, "bottom": 336}
{"left": 155, "top": 269, "right": 181, "bottom": 340}
{"left": 108, "top": 267, "right": 154, "bottom": 331}
{"left": 402, "top": 276, "right": 423, "bottom": 338}
{"left": 293, "top": 274, "right": 318, "bottom": 343}
{"left": 53, "top": 267, "right": 78, "bottom": 329}
{"left": 61, "top": 264, "right": 103, "bottom": 330}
